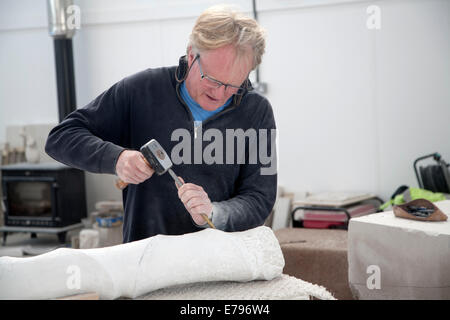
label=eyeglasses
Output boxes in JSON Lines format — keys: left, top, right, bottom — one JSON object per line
{"left": 193, "top": 54, "right": 248, "bottom": 96}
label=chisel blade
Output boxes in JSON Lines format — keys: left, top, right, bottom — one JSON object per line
{"left": 168, "top": 168, "right": 183, "bottom": 187}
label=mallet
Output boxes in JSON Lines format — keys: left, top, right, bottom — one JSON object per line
{"left": 115, "top": 139, "right": 216, "bottom": 229}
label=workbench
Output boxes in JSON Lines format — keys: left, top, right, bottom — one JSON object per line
{"left": 348, "top": 199, "right": 450, "bottom": 299}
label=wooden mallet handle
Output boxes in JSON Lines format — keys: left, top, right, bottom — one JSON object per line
{"left": 115, "top": 179, "right": 129, "bottom": 190}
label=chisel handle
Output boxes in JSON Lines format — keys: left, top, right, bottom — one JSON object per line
{"left": 200, "top": 214, "right": 216, "bottom": 229}
{"left": 170, "top": 169, "right": 216, "bottom": 229}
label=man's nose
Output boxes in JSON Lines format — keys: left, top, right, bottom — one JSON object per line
{"left": 212, "top": 85, "right": 227, "bottom": 99}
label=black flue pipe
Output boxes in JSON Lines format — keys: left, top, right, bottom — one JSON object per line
{"left": 48, "top": 0, "right": 77, "bottom": 123}
{"left": 53, "top": 38, "right": 76, "bottom": 122}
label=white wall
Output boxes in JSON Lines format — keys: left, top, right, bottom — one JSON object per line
{"left": 260, "top": 0, "right": 450, "bottom": 200}
{"left": 1, "top": 0, "right": 449, "bottom": 211}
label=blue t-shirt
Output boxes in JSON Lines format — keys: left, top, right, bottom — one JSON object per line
{"left": 180, "top": 81, "right": 231, "bottom": 122}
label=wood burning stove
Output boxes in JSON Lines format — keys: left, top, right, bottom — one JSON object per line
{"left": 0, "top": 1, "right": 84, "bottom": 245}
{"left": 1, "top": 162, "right": 87, "bottom": 243}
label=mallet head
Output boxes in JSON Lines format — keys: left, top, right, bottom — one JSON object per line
{"left": 140, "top": 139, "right": 173, "bottom": 175}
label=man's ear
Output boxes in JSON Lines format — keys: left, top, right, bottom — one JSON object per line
{"left": 187, "top": 46, "right": 194, "bottom": 65}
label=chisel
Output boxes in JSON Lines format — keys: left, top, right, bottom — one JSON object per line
{"left": 116, "top": 139, "right": 216, "bottom": 229}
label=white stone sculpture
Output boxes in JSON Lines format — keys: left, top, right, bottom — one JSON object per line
{"left": 25, "top": 135, "right": 40, "bottom": 163}
{"left": 0, "top": 226, "right": 285, "bottom": 300}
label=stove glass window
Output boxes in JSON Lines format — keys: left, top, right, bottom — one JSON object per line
{"left": 6, "top": 181, "right": 52, "bottom": 217}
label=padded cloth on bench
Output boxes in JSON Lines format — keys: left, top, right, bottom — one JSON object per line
{"left": 131, "top": 274, "right": 335, "bottom": 300}
{"left": 274, "top": 228, "right": 353, "bottom": 300}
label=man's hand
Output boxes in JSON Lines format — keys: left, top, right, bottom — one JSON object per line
{"left": 115, "top": 150, "right": 154, "bottom": 184}
{"left": 176, "top": 177, "right": 213, "bottom": 226}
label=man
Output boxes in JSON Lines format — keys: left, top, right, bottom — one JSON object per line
{"left": 45, "top": 5, "right": 277, "bottom": 243}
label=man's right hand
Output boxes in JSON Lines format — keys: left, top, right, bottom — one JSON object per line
{"left": 115, "top": 150, "right": 155, "bottom": 184}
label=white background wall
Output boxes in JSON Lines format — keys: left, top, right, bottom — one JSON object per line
{"left": 0, "top": 0, "right": 449, "bottom": 213}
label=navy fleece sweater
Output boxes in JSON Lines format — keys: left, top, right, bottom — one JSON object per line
{"left": 45, "top": 56, "right": 277, "bottom": 243}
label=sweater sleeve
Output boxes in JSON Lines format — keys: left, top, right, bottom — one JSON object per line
{"left": 205, "top": 98, "right": 278, "bottom": 231}
{"left": 45, "top": 79, "right": 129, "bottom": 174}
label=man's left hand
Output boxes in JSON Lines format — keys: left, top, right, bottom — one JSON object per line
{"left": 176, "top": 177, "right": 213, "bottom": 226}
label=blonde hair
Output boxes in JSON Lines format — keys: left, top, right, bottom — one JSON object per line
{"left": 188, "top": 4, "right": 266, "bottom": 69}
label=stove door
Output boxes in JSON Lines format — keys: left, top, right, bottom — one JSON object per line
{"left": 2, "top": 176, "right": 57, "bottom": 226}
